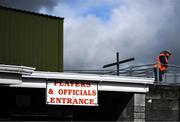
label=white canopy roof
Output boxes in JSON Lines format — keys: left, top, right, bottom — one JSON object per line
{"left": 0, "top": 64, "right": 154, "bottom": 93}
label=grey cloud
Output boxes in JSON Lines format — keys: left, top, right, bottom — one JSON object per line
{"left": 0, "top": 0, "right": 59, "bottom": 11}
{"left": 1, "top": 0, "right": 180, "bottom": 70}
{"left": 64, "top": 0, "right": 180, "bottom": 70}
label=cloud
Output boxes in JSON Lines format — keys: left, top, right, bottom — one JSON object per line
{"left": 1, "top": 0, "right": 180, "bottom": 70}
{"left": 0, "top": 0, "right": 59, "bottom": 11}
{"left": 60, "top": 0, "right": 180, "bottom": 70}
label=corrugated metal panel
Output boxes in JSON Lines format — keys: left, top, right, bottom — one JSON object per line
{"left": 0, "top": 7, "right": 63, "bottom": 72}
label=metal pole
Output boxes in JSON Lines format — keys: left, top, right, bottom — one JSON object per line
{"left": 103, "top": 58, "right": 135, "bottom": 68}
{"left": 117, "top": 52, "right": 119, "bottom": 76}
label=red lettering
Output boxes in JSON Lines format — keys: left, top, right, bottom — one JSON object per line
{"left": 64, "top": 89, "right": 68, "bottom": 95}
{"left": 55, "top": 81, "right": 79, "bottom": 87}
{"left": 58, "top": 89, "right": 97, "bottom": 96}
{"left": 78, "top": 98, "right": 84, "bottom": 104}
{"left": 89, "top": 99, "right": 94, "bottom": 104}
{"left": 61, "top": 98, "right": 66, "bottom": 103}
{"left": 59, "top": 81, "right": 64, "bottom": 86}
{"left": 81, "top": 82, "right": 86, "bottom": 87}
{"left": 72, "top": 90, "right": 76, "bottom": 95}
{"left": 56, "top": 98, "right": 61, "bottom": 103}
{"left": 58, "top": 89, "right": 63, "bottom": 95}
{"left": 72, "top": 98, "right": 78, "bottom": 104}
{"left": 53, "top": 82, "right": 57, "bottom": 86}
{"left": 70, "top": 81, "right": 75, "bottom": 87}
{"left": 87, "top": 90, "right": 91, "bottom": 96}
{"left": 64, "top": 82, "right": 69, "bottom": 86}
{"left": 79, "top": 81, "right": 91, "bottom": 87}
{"left": 75, "top": 81, "right": 80, "bottom": 87}
{"left": 83, "top": 90, "right": 88, "bottom": 96}
{"left": 50, "top": 97, "right": 55, "bottom": 103}
{"left": 80, "top": 90, "right": 83, "bottom": 95}
{"left": 67, "top": 98, "right": 72, "bottom": 104}
{"left": 75, "top": 90, "right": 80, "bottom": 95}
{"left": 68, "top": 89, "right": 73, "bottom": 95}
{"left": 49, "top": 98, "right": 96, "bottom": 105}
{"left": 48, "top": 88, "right": 54, "bottom": 94}
{"left": 86, "top": 82, "right": 91, "bottom": 87}
{"left": 84, "top": 99, "right": 88, "bottom": 104}
{"left": 53, "top": 81, "right": 92, "bottom": 87}
{"left": 91, "top": 90, "right": 97, "bottom": 96}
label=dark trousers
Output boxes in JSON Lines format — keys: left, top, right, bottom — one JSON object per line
{"left": 153, "top": 68, "right": 164, "bottom": 82}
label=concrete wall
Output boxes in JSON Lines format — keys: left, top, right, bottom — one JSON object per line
{"left": 118, "top": 93, "right": 146, "bottom": 122}
{"left": 146, "top": 85, "right": 180, "bottom": 121}
{"left": 117, "top": 85, "right": 180, "bottom": 122}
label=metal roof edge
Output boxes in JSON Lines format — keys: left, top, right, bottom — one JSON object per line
{"left": 23, "top": 71, "right": 154, "bottom": 84}
{"left": 0, "top": 5, "right": 64, "bottom": 20}
{"left": 8, "top": 81, "right": 149, "bottom": 93}
{"left": 0, "top": 64, "right": 35, "bottom": 75}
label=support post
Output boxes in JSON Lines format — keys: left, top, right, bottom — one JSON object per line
{"left": 117, "top": 52, "right": 119, "bottom": 76}
{"left": 134, "top": 94, "right": 145, "bottom": 122}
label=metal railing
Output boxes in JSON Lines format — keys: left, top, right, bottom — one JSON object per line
{"left": 65, "top": 64, "right": 180, "bottom": 84}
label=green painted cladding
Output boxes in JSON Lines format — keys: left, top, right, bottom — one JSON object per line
{"left": 0, "top": 7, "right": 63, "bottom": 72}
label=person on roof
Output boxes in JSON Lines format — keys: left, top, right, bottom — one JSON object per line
{"left": 153, "top": 50, "right": 172, "bottom": 82}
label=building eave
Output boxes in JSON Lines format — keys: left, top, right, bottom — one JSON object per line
{"left": 0, "top": 64, "right": 154, "bottom": 93}
{"left": 23, "top": 71, "right": 154, "bottom": 84}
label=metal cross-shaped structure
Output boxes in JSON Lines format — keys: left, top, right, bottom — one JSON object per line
{"left": 103, "top": 52, "right": 135, "bottom": 76}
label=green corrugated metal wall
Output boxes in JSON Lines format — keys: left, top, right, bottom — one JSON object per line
{"left": 0, "top": 7, "right": 63, "bottom": 72}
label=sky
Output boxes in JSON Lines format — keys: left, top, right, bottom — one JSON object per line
{"left": 0, "top": 0, "right": 180, "bottom": 70}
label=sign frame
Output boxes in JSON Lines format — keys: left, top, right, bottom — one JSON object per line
{"left": 46, "top": 79, "right": 98, "bottom": 106}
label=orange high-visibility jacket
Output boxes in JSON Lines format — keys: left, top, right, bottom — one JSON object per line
{"left": 154, "top": 52, "right": 168, "bottom": 71}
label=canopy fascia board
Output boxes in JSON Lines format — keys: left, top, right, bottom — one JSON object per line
{"left": 23, "top": 72, "right": 154, "bottom": 85}
{"left": 0, "top": 65, "right": 154, "bottom": 93}
{"left": 8, "top": 81, "right": 149, "bottom": 93}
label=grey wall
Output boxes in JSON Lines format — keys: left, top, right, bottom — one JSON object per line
{"left": 146, "top": 85, "right": 180, "bottom": 121}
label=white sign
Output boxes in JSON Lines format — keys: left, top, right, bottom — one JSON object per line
{"left": 46, "top": 80, "right": 98, "bottom": 106}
